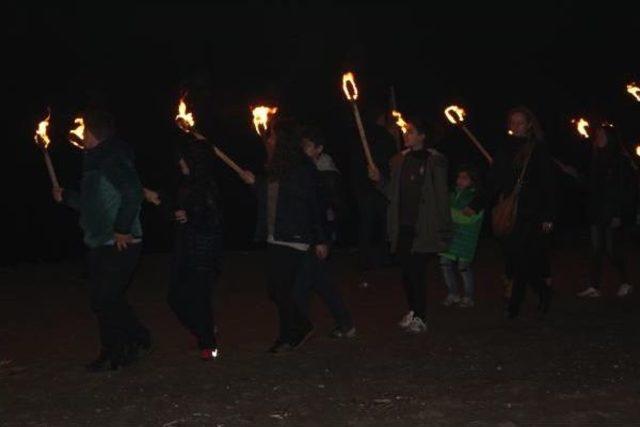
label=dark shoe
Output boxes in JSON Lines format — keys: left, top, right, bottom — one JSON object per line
{"left": 329, "top": 326, "right": 356, "bottom": 339}
{"left": 505, "top": 306, "right": 519, "bottom": 320}
{"left": 538, "top": 287, "right": 553, "bottom": 314}
{"left": 290, "top": 326, "right": 315, "bottom": 349}
{"left": 200, "top": 348, "right": 219, "bottom": 361}
{"left": 85, "top": 348, "right": 125, "bottom": 373}
{"left": 268, "top": 341, "right": 293, "bottom": 354}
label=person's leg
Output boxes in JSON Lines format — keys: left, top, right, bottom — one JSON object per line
{"left": 588, "top": 224, "right": 605, "bottom": 289}
{"left": 397, "top": 227, "right": 416, "bottom": 314}
{"left": 439, "top": 256, "right": 460, "bottom": 300}
{"left": 189, "top": 232, "right": 220, "bottom": 351}
{"left": 606, "top": 226, "right": 629, "bottom": 285}
{"left": 458, "top": 260, "right": 475, "bottom": 302}
{"left": 86, "top": 244, "right": 145, "bottom": 368}
{"left": 293, "top": 252, "right": 316, "bottom": 326}
{"left": 356, "top": 191, "right": 376, "bottom": 272}
{"left": 167, "top": 227, "right": 197, "bottom": 335}
{"left": 407, "top": 252, "right": 429, "bottom": 321}
{"left": 267, "top": 245, "right": 307, "bottom": 346}
{"left": 507, "top": 223, "right": 531, "bottom": 318}
{"left": 110, "top": 243, "right": 149, "bottom": 351}
{"left": 312, "top": 256, "right": 354, "bottom": 331}
{"left": 267, "top": 245, "right": 291, "bottom": 344}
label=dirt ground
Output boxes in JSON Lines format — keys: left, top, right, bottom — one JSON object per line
{"left": 2, "top": 240, "right": 640, "bottom": 426}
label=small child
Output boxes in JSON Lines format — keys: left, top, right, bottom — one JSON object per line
{"left": 440, "top": 166, "right": 484, "bottom": 308}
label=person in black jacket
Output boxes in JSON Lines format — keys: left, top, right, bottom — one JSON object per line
{"left": 577, "top": 125, "right": 636, "bottom": 298}
{"left": 242, "top": 119, "right": 329, "bottom": 353}
{"left": 486, "top": 107, "right": 555, "bottom": 319}
{"left": 297, "top": 127, "right": 355, "bottom": 338}
{"left": 168, "top": 136, "right": 223, "bottom": 361}
{"left": 143, "top": 132, "right": 224, "bottom": 361}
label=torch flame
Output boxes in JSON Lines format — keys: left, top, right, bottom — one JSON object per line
{"left": 627, "top": 83, "right": 640, "bottom": 102}
{"left": 507, "top": 130, "right": 514, "bottom": 136}
{"left": 252, "top": 106, "right": 278, "bottom": 136}
{"left": 176, "top": 96, "right": 195, "bottom": 132}
{"left": 392, "top": 110, "right": 408, "bottom": 134}
{"left": 34, "top": 110, "right": 51, "bottom": 149}
{"left": 342, "top": 72, "right": 359, "bottom": 101}
{"left": 572, "top": 118, "right": 590, "bottom": 139}
{"left": 69, "top": 117, "right": 85, "bottom": 149}
{"left": 444, "top": 105, "right": 466, "bottom": 124}
{"left": 636, "top": 145, "right": 640, "bottom": 158}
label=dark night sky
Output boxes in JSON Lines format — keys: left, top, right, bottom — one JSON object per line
{"left": 4, "top": 2, "right": 639, "bottom": 264}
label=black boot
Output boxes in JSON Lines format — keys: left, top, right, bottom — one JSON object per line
{"left": 85, "top": 346, "right": 127, "bottom": 373}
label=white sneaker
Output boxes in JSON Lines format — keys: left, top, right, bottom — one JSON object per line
{"left": 617, "top": 283, "right": 633, "bottom": 297}
{"left": 577, "top": 286, "right": 602, "bottom": 298}
{"left": 405, "top": 317, "right": 427, "bottom": 334}
{"left": 398, "top": 311, "right": 414, "bottom": 328}
{"left": 442, "top": 294, "right": 461, "bottom": 307}
{"left": 459, "top": 297, "right": 475, "bottom": 308}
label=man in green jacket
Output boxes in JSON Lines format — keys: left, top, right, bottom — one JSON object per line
{"left": 369, "top": 116, "right": 452, "bottom": 334}
{"left": 53, "top": 109, "right": 149, "bottom": 372}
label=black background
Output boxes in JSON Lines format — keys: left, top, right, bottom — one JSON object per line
{"left": 4, "top": 1, "right": 639, "bottom": 264}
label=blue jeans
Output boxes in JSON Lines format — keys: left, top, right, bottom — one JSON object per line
{"left": 439, "top": 256, "right": 475, "bottom": 299}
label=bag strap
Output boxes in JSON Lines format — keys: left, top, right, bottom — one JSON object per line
{"left": 514, "top": 142, "right": 535, "bottom": 195}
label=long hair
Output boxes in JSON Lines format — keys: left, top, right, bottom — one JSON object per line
{"left": 506, "top": 106, "right": 544, "bottom": 141}
{"left": 266, "top": 118, "right": 306, "bottom": 182}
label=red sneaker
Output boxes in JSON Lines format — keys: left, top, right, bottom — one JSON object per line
{"left": 200, "top": 348, "right": 219, "bottom": 361}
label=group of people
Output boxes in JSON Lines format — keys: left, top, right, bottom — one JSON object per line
{"left": 51, "top": 104, "right": 638, "bottom": 372}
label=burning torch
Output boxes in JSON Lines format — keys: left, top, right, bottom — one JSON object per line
{"left": 34, "top": 109, "right": 60, "bottom": 189}
{"left": 175, "top": 95, "right": 246, "bottom": 177}
{"left": 444, "top": 105, "right": 493, "bottom": 164}
{"left": 342, "top": 72, "right": 375, "bottom": 170}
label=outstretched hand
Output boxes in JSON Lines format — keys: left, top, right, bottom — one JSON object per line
{"left": 143, "top": 188, "right": 161, "bottom": 206}
{"left": 240, "top": 170, "right": 256, "bottom": 186}
{"left": 368, "top": 165, "right": 381, "bottom": 183}
{"left": 315, "top": 244, "right": 329, "bottom": 260}
{"left": 52, "top": 187, "right": 63, "bottom": 203}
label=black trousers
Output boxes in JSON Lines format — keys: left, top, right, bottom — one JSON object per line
{"left": 294, "top": 254, "right": 353, "bottom": 330}
{"left": 86, "top": 243, "right": 149, "bottom": 353}
{"left": 397, "top": 226, "right": 431, "bottom": 320}
{"left": 505, "top": 220, "right": 551, "bottom": 316}
{"left": 168, "top": 225, "right": 221, "bottom": 349}
{"left": 267, "top": 244, "right": 313, "bottom": 344}
{"left": 355, "top": 189, "right": 390, "bottom": 271}
{"left": 589, "top": 224, "right": 628, "bottom": 288}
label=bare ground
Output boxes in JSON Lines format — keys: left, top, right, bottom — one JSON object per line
{"left": 2, "top": 241, "right": 640, "bottom": 426}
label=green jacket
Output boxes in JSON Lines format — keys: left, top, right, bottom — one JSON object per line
{"left": 440, "top": 187, "right": 484, "bottom": 262}
{"left": 379, "top": 149, "right": 453, "bottom": 254}
{"left": 64, "top": 138, "right": 143, "bottom": 248}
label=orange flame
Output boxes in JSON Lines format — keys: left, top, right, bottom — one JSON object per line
{"left": 572, "top": 118, "right": 590, "bottom": 139}
{"left": 444, "top": 105, "right": 466, "bottom": 124}
{"left": 69, "top": 117, "right": 85, "bottom": 149}
{"left": 392, "top": 110, "right": 408, "bottom": 134}
{"left": 176, "top": 96, "right": 195, "bottom": 132}
{"left": 252, "top": 106, "right": 278, "bottom": 136}
{"left": 507, "top": 130, "right": 514, "bottom": 136}
{"left": 636, "top": 145, "right": 640, "bottom": 158}
{"left": 34, "top": 110, "right": 51, "bottom": 149}
{"left": 627, "top": 83, "right": 640, "bottom": 102}
{"left": 342, "top": 72, "right": 359, "bottom": 101}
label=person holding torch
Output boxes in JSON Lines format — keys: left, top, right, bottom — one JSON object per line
{"left": 577, "top": 124, "right": 636, "bottom": 298}
{"left": 52, "top": 109, "right": 150, "bottom": 372}
{"left": 369, "top": 115, "right": 452, "bottom": 334}
{"left": 241, "top": 118, "right": 329, "bottom": 353}
{"left": 485, "top": 106, "right": 555, "bottom": 319}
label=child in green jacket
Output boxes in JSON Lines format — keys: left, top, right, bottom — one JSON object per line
{"left": 440, "top": 166, "right": 484, "bottom": 308}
